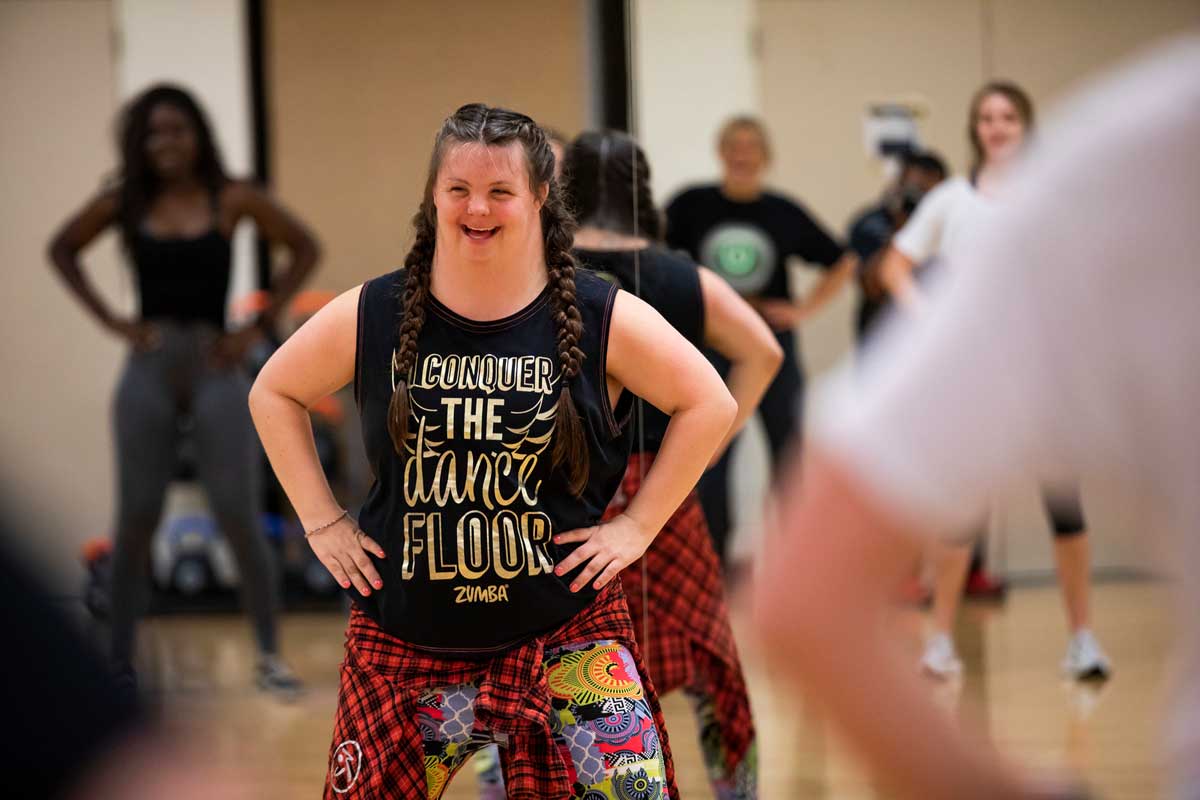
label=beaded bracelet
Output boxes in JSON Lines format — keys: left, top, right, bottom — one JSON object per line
{"left": 304, "top": 509, "right": 348, "bottom": 538}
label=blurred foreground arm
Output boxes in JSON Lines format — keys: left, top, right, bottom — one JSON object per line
{"left": 752, "top": 449, "right": 1079, "bottom": 799}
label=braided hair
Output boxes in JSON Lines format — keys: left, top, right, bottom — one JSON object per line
{"left": 387, "top": 104, "right": 590, "bottom": 494}
{"left": 563, "top": 131, "right": 662, "bottom": 241}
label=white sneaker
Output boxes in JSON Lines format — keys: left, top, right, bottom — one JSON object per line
{"left": 921, "top": 633, "right": 963, "bottom": 679}
{"left": 1062, "top": 630, "right": 1112, "bottom": 681}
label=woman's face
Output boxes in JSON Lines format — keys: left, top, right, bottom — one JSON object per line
{"left": 975, "top": 92, "right": 1026, "bottom": 164}
{"left": 145, "top": 102, "right": 199, "bottom": 180}
{"left": 719, "top": 126, "right": 769, "bottom": 188}
{"left": 433, "top": 141, "right": 546, "bottom": 266}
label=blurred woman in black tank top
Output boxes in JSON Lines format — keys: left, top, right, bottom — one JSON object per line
{"left": 250, "top": 105, "right": 736, "bottom": 799}
{"left": 565, "top": 131, "right": 780, "bottom": 798}
{"left": 47, "top": 84, "right": 319, "bottom": 695}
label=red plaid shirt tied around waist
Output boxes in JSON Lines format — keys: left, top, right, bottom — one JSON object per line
{"left": 340, "top": 581, "right": 677, "bottom": 798}
{"left": 611, "top": 452, "right": 756, "bottom": 775}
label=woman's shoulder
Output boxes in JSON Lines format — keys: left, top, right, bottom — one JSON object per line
{"left": 574, "top": 265, "right": 620, "bottom": 302}
{"left": 646, "top": 243, "right": 699, "bottom": 269}
{"left": 666, "top": 183, "right": 720, "bottom": 209}
{"left": 361, "top": 268, "right": 407, "bottom": 303}
{"left": 218, "top": 178, "right": 269, "bottom": 211}
{"left": 640, "top": 246, "right": 702, "bottom": 289}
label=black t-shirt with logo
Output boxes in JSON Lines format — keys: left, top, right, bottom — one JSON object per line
{"left": 353, "top": 268, "right": 634, "bottom": 654}
{"left": 574, "top": 246, "right": 704, "bottom": 454}
{"left": 665, "top": 185, "right": 844, "bottom": 300}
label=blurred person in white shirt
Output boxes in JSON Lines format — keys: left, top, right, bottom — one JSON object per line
{"left": 875, "top": 79, "right": 1109, "bottom": 681}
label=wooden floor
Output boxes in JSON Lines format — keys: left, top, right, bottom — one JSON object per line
{"left": 137, "top": 580, "right": 1171, "bottom": 798}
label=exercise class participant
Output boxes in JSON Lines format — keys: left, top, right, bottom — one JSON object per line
{"left": 251, "top": 104, "right": 737, "bottom": 798}
{"left": 846, "top": 150, "right": 947, "bottom": 343}
{"left": 665, "top": 115, "right": 858, "bottom": 564}
{"left": 876, "top": 82, "right": 1110, "bottom": 681}
{"left": 47, "top": 84, "right": 318, "bottom": 695}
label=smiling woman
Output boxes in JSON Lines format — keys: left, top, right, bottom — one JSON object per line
{"left": 45, "top": 83, "right": 319, "bottom": 699}
{"left": 249, "top": 103, "right": 737, "bottom": 798}
{"left": 431, "top": 139, "right": 553, "bottom": 306}
{"left": 873, "top": 81, "right": 1109, "bottom": 684}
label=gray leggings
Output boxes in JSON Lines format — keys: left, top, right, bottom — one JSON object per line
{"left": 109, "top": 323, "right": 277, "bottom": 664}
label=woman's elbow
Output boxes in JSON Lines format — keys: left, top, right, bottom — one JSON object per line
{"left": 46, "top": 236, "right": 71, "bottom": 268}
{"left": 247, "top": 376, "right": 271, "bottom": 422}
{"left": 763, "top": 335, "right": 784, "bottom": 369}
{"left": 714, "top": 387, "right": 738, "bottom": 431}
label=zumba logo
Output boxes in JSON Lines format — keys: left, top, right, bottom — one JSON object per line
{"left": 699, "top": 222, "right": 776, "bottom": 295}
{"left": 330, "top": 739, "right": 363, "bottom": 794}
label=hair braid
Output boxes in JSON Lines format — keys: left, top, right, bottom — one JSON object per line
{"left": 542, "top": 187, "right": 589, "bottom": 495}
{"left": 387, "top": 207, "right": 435, "bottom": 454}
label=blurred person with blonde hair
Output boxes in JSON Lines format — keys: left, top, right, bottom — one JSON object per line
{"left": 665, "top": 116, "right": 858, "bottom": 566}
{"left": 570, "top": 129, "right": 781, "bottom": 798}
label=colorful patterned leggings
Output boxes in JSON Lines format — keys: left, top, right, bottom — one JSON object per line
{"left": 420, "top": 639, "right": 668, "bottom": 800}
{"left": 477, "top": 689, "right": 755, "bottom": 800}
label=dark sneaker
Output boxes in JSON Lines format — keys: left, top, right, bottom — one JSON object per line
{"left": 257, "top": 655, "right": 304, "bottom": 700}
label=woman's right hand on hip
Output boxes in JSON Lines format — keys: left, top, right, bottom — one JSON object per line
{"left": 307, "top": 516, "right": 386, "bottom": 596}
{"left": 108, "top": 318, "right": 162, "bottom": 351}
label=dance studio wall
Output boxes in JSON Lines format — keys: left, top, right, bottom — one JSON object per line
{"left": 632, "top": 0, "right": 760, "bottom": 210}
{"left": 266, "top": 0, "right": 593, "bottom": 293}
{"left": 759, "top": 0, "right": 1199, "bottom": 577}
{"left": 1, "top": 1, "right": 121, "bottom": 583}
{"left": 2, "top": 0, "right": 261, "bottom": 584}
{"left": 633, "top": 0, "right": 1198, "bottom": 576}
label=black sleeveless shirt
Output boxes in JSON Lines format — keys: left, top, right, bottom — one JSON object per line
{"left": 131, "top": 228, "right": 232, "bottom": 328}
{"left": 574, "top": 246, "right": 704, "bottom": 454}
{"left": 354, "top": 268, "right": 634, "bottom": 654}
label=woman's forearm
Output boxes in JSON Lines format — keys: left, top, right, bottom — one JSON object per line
{"left": 258, "top": 240, "right": 319, "bottom": 327}
{"left": 799, "top": 252, "right": 857, "bottom": 319}
{"left": 879, "top": 247, "right": 924, "bottom": 311}
{"left": 248, "top": 385, "right": 341, "bottom": 528}
{"left": 625, "top": 396, "right": 736, "bottom": 534}
{"left": 713, "top": 351, "right": 778, "bottom": 460}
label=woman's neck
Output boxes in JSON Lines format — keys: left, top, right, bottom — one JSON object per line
{"left": 574, "top": 226, "right": 649, "bottom": 251}
{"left": 430, "top": 250, "right": 548, "bottom": 320}
{"left": 157, "top": 174, "right": 204, "bottom": 195}
{"left": 720, "top": 179, "right": 762, "bottom": 202}
{"left": 976, "top": 155, "right": 1015, "bottom": 196}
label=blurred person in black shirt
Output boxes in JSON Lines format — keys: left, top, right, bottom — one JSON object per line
{"left": 665, "top": 116, "right": 858, "bottom": 565}
{"left": 847, "top": 151, "right": 947, "bottom": 343}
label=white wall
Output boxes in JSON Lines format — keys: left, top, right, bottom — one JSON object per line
{"left": 631, "top": 0, "right": 776, "bottom": 561}
{"left": 114, "top": 0, "right": 257, "bottom": 308}
{"left": 1, "top": 1, "right": 121, "bottom": 584}
{"left": 631, "top": 0, "right": 760, "bottom": 206}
